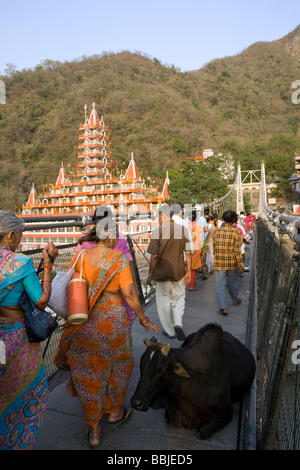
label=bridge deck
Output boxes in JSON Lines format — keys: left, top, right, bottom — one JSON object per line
{"left": 34, "top": 240, "right": 254, "bottom": 452}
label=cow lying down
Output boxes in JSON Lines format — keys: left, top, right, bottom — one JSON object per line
{"left": 131, "top": 323, "right": 256, "bottom": 439}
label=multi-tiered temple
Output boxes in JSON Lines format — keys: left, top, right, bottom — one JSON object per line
{"left": 20, "top": 104, "right": 169, "bottom": 250}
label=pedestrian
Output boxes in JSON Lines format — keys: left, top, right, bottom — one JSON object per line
{"left": 0, "top": 211, "right": 58, "bottom": 450}
{"left": 245, "top": 213, "right": 255, "bottom": 233}
{"left": 147, "top": 204, "right": 191, "bottom": 341}
{"left": 213, "top": 210, "right": 244, "bottom": 316}
{"left": 54, "top": 219, "right": 159, "bottom": 449}
{"left": 188, "top": 210, "right": 203, "bottom": 290}
{"left": 236, "top": 216, "right": 251, "bottom": 272}
{"left": 205, "top": 215, "right": 217, "bottom": 274}
{"left": 171, "top": 202, "right": 194, "bottom": 255}
{"left": 194, "top": 205, "right": 209, "bottom": 239}
{"left": 77, "top": 205, "right": 138, "bottom": 327}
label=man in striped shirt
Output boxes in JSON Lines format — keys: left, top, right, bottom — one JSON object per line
{"left": 213, "top": 210, "right": 244, "bottom": 316}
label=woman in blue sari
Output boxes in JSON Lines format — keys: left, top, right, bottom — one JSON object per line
{"left": 0, "top": 211, "right": 58, "bottom": 450}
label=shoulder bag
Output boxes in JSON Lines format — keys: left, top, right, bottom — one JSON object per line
{"left": 48, "top": 249, "right": 85, "bottom": 318}
{"left": 20, "top": 256, "right": 57, "bottom": 343}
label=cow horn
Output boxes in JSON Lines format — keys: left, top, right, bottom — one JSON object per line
{"left": 143, "top": 338, "right": 155, "bottom": 348}
{"left": 161, "top": 343, "right": 171, "bottom": 356}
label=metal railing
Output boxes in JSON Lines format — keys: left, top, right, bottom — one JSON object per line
{"left": 256, "top": 164, "right": 300, "bottom": 449}
{"left": 256, "top": 221, "right": 300, "bottom": 449}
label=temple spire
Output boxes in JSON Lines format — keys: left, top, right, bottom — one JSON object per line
{"left": 55, "top": 162, "right": 69, "bottom": 186}
{"left": 161, "top": 170, "right": 170, "bottom": 200}
{"left": 26, "top": 183, "right": 38, "bottom": 207}
{"left": 124, "top": 152, "right": 141, "bottom": 180}
{"left": 87, "top": 102, "right": 100, "bottom": 127}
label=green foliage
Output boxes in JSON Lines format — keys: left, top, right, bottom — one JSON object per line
{"left": 167, "top": 160, "right": 228, "bottom": 205}
{"left": 1, "top": 27, "right": 300, "bottom": 211}
{"left": 271, "top": 179, "right": 292, "bottom": 197}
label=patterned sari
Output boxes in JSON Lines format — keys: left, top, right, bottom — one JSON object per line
{"left": 54, "top": 249, "right": 134, "bottom": 426}
{"left": 0, "top": 248, "right": 49, "bottom": 450}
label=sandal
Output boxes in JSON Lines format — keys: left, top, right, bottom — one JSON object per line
{"left": 87, "top": 426, "right": 101, "bottom": 449}
{"left": 108, "top": 407, "right": 132, "bottom": 430}
{"left": 219, "top": 309, "right": 228, "bottom": 316}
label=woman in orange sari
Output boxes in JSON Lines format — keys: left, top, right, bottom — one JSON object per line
{"left": 188, "top": 210, "right": 204, "bottom": 291}
{"left": 54, "top": 220, "right": 159, "bottom": 448}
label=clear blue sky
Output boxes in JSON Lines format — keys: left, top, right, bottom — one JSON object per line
{"left": 1, "top": 0, "right": 300, "bottom": 74}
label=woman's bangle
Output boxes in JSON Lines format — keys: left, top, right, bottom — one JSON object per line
{"left": 43, "top": 265, "right": 53, "bottom": 270}
{"left": 139, "top": 316, "right": 149, "bottom": 325}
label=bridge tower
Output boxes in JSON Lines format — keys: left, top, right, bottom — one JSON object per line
{"left": 236, "top": 163, "right": 244, "bottom": 214}
{"left": 258, "top": 161, "right": 267, "bottom": 218}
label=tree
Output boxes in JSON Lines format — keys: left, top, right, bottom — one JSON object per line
{"left": 167, "top": 160, "right": 228, "bottom": 205}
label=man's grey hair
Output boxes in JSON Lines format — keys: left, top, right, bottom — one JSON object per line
{"left": 170, "top": 202, "right": 183, "bottom": 216}
{"left": 0, "top": 211, "right": 24, "bottom": 241}
{"left": 157, "top": 204, "right": 171, "bottom": 217}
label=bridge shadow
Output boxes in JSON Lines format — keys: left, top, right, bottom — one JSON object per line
{"left": 34, "top": 240, "right": 254, "bottom": 451}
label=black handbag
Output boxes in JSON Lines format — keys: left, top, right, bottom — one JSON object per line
{"left": 20, "top": 253, "right": 57, "bottom": 343}
{"left": 20, "top": 291, "right": 57, "bottom": 343}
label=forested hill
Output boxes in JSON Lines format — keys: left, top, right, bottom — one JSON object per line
{"left": 1, "top": 25, "right": 300, "bottom": 210}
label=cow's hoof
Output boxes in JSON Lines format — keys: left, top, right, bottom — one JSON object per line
{"left": 196, "top": 428, "right": 211, "bottom": 440}
{"left": 164, "top": 411, "right": 172, "bottom": 425}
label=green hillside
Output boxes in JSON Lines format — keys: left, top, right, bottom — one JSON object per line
{"left": 1, "top": 25, "right": 300, "bottom": 211}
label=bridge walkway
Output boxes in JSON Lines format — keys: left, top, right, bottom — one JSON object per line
{"left": 34, "top": 239, "right": 255, "bottom": 452}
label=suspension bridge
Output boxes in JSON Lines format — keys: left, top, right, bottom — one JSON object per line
{"left": 18, "top": 161, "right": 300, "bottom": 452}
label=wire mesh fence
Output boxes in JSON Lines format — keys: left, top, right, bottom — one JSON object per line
{"left": 256, "top": 221, "right": 300, "bottom": 449}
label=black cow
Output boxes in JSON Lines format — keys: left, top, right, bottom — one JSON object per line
{"left": 131, "top": 323, "right": 256, "bottom": 439}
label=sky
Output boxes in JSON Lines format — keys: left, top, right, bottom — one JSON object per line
{"left": 1, "top": 0, "right": 300, "bottom": 74}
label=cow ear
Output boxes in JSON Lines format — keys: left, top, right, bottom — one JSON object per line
{"left": 173, "top": 362, "right": 190, "bottom": 378}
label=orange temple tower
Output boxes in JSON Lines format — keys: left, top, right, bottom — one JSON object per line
{"left": 21, "top": 104, "right": 169, "bottom": 250}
